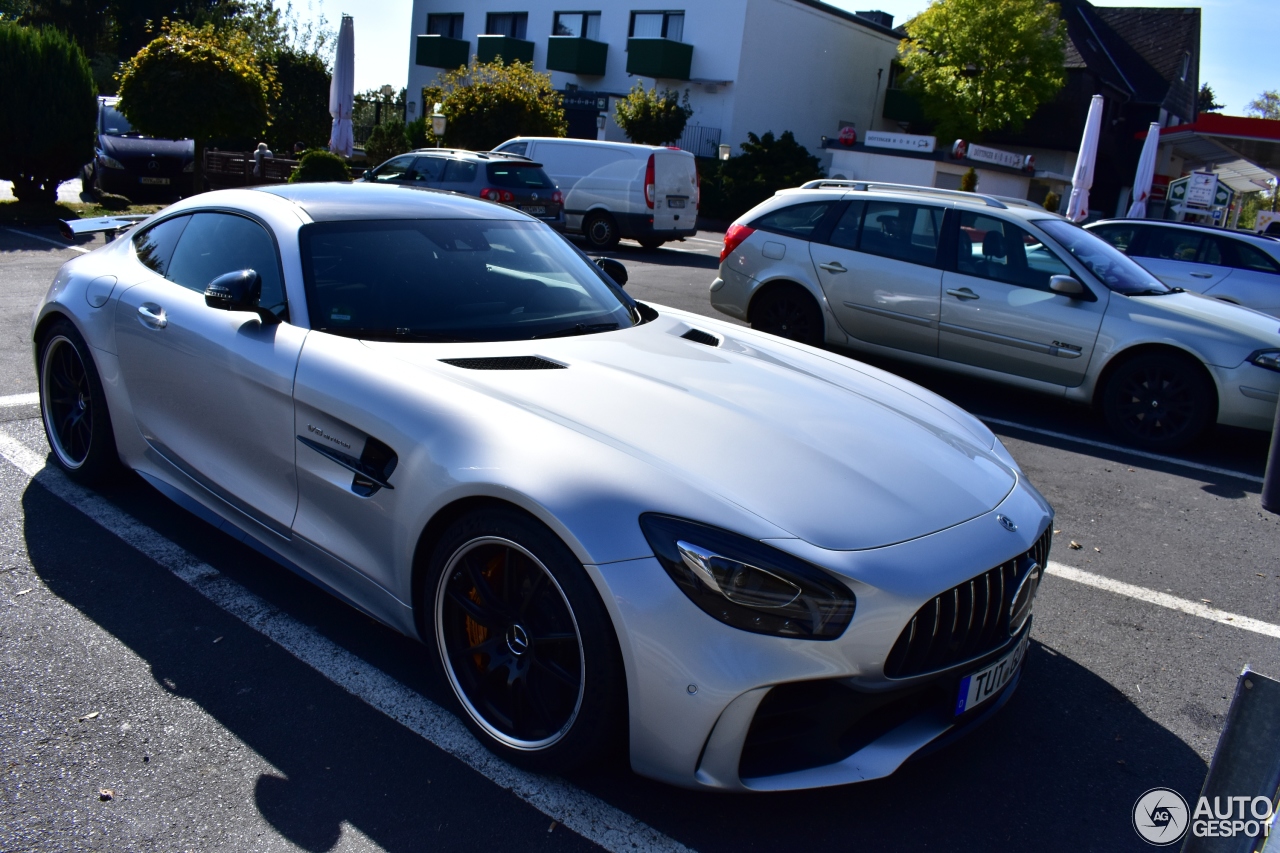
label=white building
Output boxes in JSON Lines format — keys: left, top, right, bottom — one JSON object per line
{"left": 404, "top": 0, "right": 902, "bottom": 159}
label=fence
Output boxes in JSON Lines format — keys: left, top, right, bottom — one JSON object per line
{"left": 675, "top": 124, "right": 722, "bottom": 159}
{"left": 204, "top": 151, "right": 298, "bottom": 188}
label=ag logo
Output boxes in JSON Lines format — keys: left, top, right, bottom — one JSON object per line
{"left": 1133, "top": 788, "right": 1189, "bottom": 845}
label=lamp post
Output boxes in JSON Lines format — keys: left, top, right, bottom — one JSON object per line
{"left": 718, "top": 144, "right": 731, "bottom": 161}
{"left": 431, "top": 102, "right": 446, "bottom": 148}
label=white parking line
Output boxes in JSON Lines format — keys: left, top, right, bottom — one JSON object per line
{"left": 684, "top": 237, "right": 723, "bottom": 245}
{"left": 0, "top": 393, "right": 38, "bottom": 408}
{"left": 0, "top": 430, "right": 690, "bottom": 853}
{"left": 2, "top": 227, "right": 91, "bottom": 254}
{"left": 1046, "top": 561, "right": 1280, "bottom": 638}
{"left": 980, "top": 416, "right": 1265, "bottom": 484}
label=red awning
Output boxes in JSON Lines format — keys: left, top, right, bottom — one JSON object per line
{"left": 1139, "top": 114, "right": 1280, "bottom": 192}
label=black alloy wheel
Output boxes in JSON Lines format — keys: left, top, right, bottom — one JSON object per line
{"left": 1101, "top": 351, "right": 1213, "bottom": 450}
{"left": 751, "top": 283, "right": 824, "bottom": 347}
{"left": 38, "top": 319, "right": 119, "bottom": 483}
{"left": 582, "top": 212, "right": 620, "bottom": 251}
{"left": 427, "top": 508, "right": 624, "bottom": 772}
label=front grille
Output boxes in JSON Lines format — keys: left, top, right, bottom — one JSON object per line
{"left": 883, "top": 527, "right": 1051, "bottom": 679}
{"left": 439, "top": 356, "right": 565, "bottom": 370}
{"left": 681, "top": 328, "right": 720, "bottom": 347}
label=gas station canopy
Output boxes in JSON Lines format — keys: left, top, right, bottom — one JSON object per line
{"left": 1142, "top": 114, "right": 1280, "bottom": 193}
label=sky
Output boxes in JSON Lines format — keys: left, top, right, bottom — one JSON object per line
{"left": 295, "top": 0, "right": 1277, "bottom": 115}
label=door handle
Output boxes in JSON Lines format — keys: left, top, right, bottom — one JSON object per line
{"left": 137, "top": 304, "right": 167, "bottom": 328}
{"left": 1190, "top": 272, "right": 1214, "bottom": 279}
{"left": 946, "top": 288, "right": 980, "bottom": 301}
{"left": 818, "top": 262, "right": 847, "bottom": 273}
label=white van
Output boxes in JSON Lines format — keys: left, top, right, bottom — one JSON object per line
{"left": 493, "top": 137, "right": 698, "bottom": 250}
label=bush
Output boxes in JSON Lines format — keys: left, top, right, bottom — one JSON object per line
{"left": 427, "top": 58, "right": 566, "bottom": 150}
{"left": 405, "top": 117, "right": 434, "bottom": 150}
{"left": 364, "top": 122, "right": 409, "bottom": 167}
{"left": 701, "top": 131, "right": 824, "bottom": 221}
{"left": 613, "top": 83, "right": 693, "bottom": 145}
{"left": 960, "top": 167, "right": 978, "bottom": 193}
{"left": 1043, "top": 190, "right": 1061, "bottom": 212}
{"left": 0, "top": 23, "right": 96, "bottom": 204}
{"left": 289, "top": 149, "right": 350, "bottom": 183}
{"left": 268, "top": 48, "right": 331, "bottom": 154}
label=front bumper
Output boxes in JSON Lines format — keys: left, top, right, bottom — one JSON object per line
{"left": 592, "top": 480, "right": 1052, "bottom": 790}
{"left": 1209, "top": 361, "right": 1280, "bottom": 431}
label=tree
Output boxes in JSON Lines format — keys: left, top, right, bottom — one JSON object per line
{"left": 1248, "top": 90, "right": 1280, "bottom": 120}
{"left": 364, "top": 122, "right": 410, "bottom": 167}
{"left": 898, "top": 0, "right": 1066, "bottom": 141}
{"left": 0, "top": 23, "right": 95, "bottom": 204}
{"left": 1198, "top": 83, "right": 1223, "bottom": 114}
{"left": 426, "top": 58, "right": 566, "bottom": 151}
{"left": 268, "top": 48, "right": 330, "bottom": 153}
{"left": 613, "top": 83, "right": 693, "bottom": 145}
{"left": 706, "top": 131, "right": 824, "bottom": 220}
{"left": 117, "top": 21, "right": 276, "bottom": 193}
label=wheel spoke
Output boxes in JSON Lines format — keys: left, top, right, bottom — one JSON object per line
{"left": 532, "top": 656, "right": 580, "bottom": 689}
{"left": 446, "top": 587, "right": 503, "bottom": 628}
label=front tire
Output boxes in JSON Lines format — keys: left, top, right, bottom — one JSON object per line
{"left": 1101, "top": 351, "right": 1214, "bottom": 450}
{"left": 38, "top": 319, "right": 120, "bottom": 483}
{"left": 424, "top": 507, "right": 625, "bottom": 773}
{"left": 582, "top": 212, "right": 620, "bottom": 251}
{"left": 750, "top": 283, "right": 824, "bottom": 347}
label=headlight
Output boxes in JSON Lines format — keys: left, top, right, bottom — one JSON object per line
{"left": 1249, "top": 349, "right": 1280, "bottom": 373}
{"left": 97, "top": 150, "right": 125, "bottom": 169}
{"left": 182, "top": 161, "right": 194, "bottom": 173}
{"left": 639, "top": 514, "right": 855, "bottom": 640}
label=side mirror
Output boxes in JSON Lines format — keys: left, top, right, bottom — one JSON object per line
{"left": 204, "top": 269, "right": 279, "bottom": 324}
{"left": 1049, "top": 275, "right": 1085, "bottom": 297}
{"left": 594, "top": 257, "right": 628, "bottom": 287}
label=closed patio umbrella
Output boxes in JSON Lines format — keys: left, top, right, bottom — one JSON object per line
{"left": 1126, "top": 122, "right": 1161, "bottom": 219}
{"left": 328, "top": 15, "right": 355, "bottom": 158}
{"left": 1066, "top": 94, "right": 1104, "bottom": 222}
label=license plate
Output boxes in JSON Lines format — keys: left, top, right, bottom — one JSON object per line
{"left": 667, "top": 198, "right": 686, "bottom": 208}
{"left": 139, "top": 177, "right": 170, "bottom": 185}
{"left": 954, "top": 632, "right": 1028, "bottom": 715}
{"left": 521, "top": 205, "right": 546, "bottom": 215}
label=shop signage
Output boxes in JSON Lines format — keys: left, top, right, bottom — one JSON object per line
{"left": 1185, "top": 171, "right": 1220, "bottom": 207}
{"left": 864, "top": 130, "right": 936, "bottom": 153}
{"left": 962, "top": 141, "right": 1026, "bottom": 170}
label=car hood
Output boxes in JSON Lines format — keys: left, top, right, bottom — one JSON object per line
{"left": 100, "top": 134, "right": 194, "bottom": 159}
{"left": 1113, "top": 290, "right": 1280, "bottom": 356}
{"left": 366, "top": 313, "right": 1017, "bottom": 550}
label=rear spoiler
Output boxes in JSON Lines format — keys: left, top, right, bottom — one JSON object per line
{"left": 58, "top": 215, "right": 149, "bottom": 240}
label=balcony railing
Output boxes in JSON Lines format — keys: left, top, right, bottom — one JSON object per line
{"left": 477, "top": 34, "right": 534, "bottom": 64}
{"left": 416, "top": 35, "right": 469, "bottom": 69}
{"left": 546, "top": 36, "right": 608, "bottom": 76}
{"left": 626, "top": 38, "right": 693, "bottom": 80}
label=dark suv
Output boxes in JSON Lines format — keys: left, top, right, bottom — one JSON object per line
{"left": 83, "top": 96, "right": 195, "bottom": 200}
{"left": 361, "top": 149, "right": 563, "bottom": 228}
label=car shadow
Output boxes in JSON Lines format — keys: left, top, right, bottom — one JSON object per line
{"left": 22, "top": 468, "right": 1209, "bottom": 852}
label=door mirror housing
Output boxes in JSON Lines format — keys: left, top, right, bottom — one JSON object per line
{"left": 1049, "top": 275, "right": 1085, "bottom": 297}
{"left": 594, "top": 257, "right": 628, "bottom": 287}
{"left": 204, "top": 269, "right": 279, "bottom": 324}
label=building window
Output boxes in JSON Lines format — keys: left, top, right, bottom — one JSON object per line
{"left": 486, "top": 12, "right": 528, "bottom": 39}
{"left": 1179, "top": 51, "right": 1190, "bottom": 81}
{"left": 427, "top": 13, "right": 464, "bottom": 39}
{"left": 630, "top": 11, "right": 684, "bottom": 41}
{"left": 554, "top": 12, "right": 602, "bottom": 39}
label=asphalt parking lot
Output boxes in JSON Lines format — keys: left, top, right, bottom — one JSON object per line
{"left": 2, "top": 223, "right": 1279, "bottom": 852}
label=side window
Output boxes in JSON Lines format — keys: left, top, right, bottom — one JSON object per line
{"left": 411, "top": 157, "right": 445, "bottom": 182}
{"left": 1227, "top": 241, "right": 1280, "bottom": 274}
{"left": 860, "top": 201, "right": 942, "bottom": 266}
{"left": 441, "top": 160, "right": 478, "bottom": 183}
{"left": 827, "top": 201, "right": 864, "bottom": 250}
{"left": 166, "top": 213, "right": 287, "bottom": 317}
{"left": 131, "top": 215, "right": 190, "bottom": 276}
{"left": 749, "top": 202, "right": 831, "bottom": 240}
{"left": 369, "top": 155, "right": 416, "bottom": 182}
{"left": 1140, "top": 229, "right": 1203, "bottom": 262}
{"left": 498, "top": 141, "right": 528, "bottom": 156}
{"left": 1091, "top": 224, "right": 1143, "bottom": 253}
{"left": 956, "top": 213, "right": 1072, "bottom": 291}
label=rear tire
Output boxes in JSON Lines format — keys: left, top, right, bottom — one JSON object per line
{"left": 750, "top": 283, "right": 825, "bottom": 347}
{"left": 1101, "top": 351, "right": 1214, "bottom": 450}
{"left": 637, "top": 237, "right": 665, "bottom": 250}
{"left": 582, "top": 212, "right": 620, "bottom": 251}
{"left": 423, "top": 506, "right": 625, "bottom": 774}
{"left": 38, "top": 318, "right": 121, "bottom": 484}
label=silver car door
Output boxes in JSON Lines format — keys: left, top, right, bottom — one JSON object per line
{"left": 939, "top": 212, "right": 1106, "bottom": 387}
{"left": 810, "top": 199, "right": 943, "bottom": 356}
{"left": 1132, "top": 227, "right": 1232, "bottom": 291}
{"left": 1197, "top": 237, "right": 1280, "bottom": 315}
{"left": 114, "top": 211, "right": 306, "bottom": 535}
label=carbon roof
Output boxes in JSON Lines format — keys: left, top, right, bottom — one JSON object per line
{"left": 256, "top": 182, "right": 528, "bottom": 222}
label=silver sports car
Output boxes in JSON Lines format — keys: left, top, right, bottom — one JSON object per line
{"left": 34, "top": 183, "right": 1053, "bottom": 791}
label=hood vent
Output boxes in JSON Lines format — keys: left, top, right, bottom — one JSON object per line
{"left": 440, "top": 356, "right": 566, "bottom": 371}
{"left": 681, "top": 328, "right": 720, "bottom": 347}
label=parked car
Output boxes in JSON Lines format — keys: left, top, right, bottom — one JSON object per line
{"left": 1086, "top": 219, "right": 1280, "bottom": 317}
{"left": 82, "top": 96, "right": 195, "bottom": 199}
{"left": 42, "top": 182, "right": 1052, "bottom": 791}
{"left": 710, "top": 181, "right": 1280, "bottom": 449}
{"left": 492, "top": 137, "right": 698, "bottom": 251}
{"left": 360, "top": 148, "right": 563, "bottom": 229}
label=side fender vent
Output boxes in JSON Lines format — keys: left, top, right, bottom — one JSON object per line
{"left": 681, "top": 328, "right": 720, "bottom": 347}
{"left": 439, "top": 356, "right": 566, "bottom": 370}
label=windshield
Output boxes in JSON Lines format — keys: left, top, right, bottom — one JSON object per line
{"left": 1038, "top": 219, "right": 1171, "bottom": 295}
{"left": 299, "top": 219, "right": 636, "bottom": 341}
{"left": 100, "top": 104, "right": 137, "bottom": 136}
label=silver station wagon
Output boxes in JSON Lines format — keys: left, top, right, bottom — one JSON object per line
{"left": 710, "top": 181, "right": 1280, "bottom": 450}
